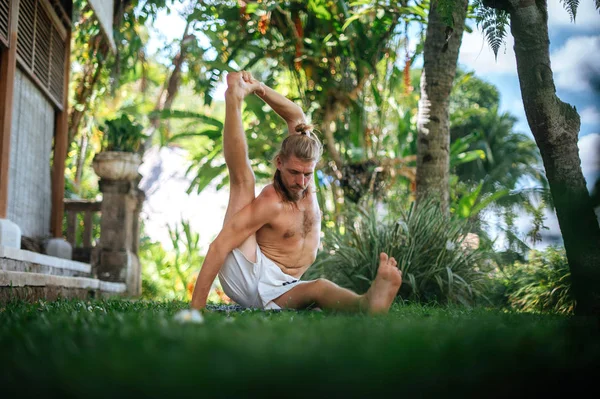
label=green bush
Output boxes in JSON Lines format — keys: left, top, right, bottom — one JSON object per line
{"left": 139, "top": 220, "right": 203, "bottom": 301}
{"left": 306, "top": 203, "right": 489, "bottom": 305}
{"left": 496, "top": 247, "right": 574, "bottom": 315}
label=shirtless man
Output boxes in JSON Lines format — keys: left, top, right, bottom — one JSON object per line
{"left": 190, "top": 71, "right": 402, "bottom": 313}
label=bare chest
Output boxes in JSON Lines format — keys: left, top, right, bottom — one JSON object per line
{"left": 256, "top": 197, "right": 321, "bottom": 271}
{"left": 257, "top": 201, "right": 321, "bottom": 244}
{"left": 280, "top": 207, "right": 321, "bottom": 240}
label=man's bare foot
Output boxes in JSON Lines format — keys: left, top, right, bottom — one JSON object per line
{"left": 364, "top": 253, "right": 402, "bottom": 314}
{"left": 225, "top": 71, "right": 264, "bottom": 100}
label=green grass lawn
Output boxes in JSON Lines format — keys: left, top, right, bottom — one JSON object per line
{"left": 1, "top": 299, "right": 598, "bottom": 398}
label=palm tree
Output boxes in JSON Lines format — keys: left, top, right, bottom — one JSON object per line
{"left": 452, "top": 106, "right": 544, "bottom": 192}
{"left": 416, "top": 0, "right": 469, "bottom": 212}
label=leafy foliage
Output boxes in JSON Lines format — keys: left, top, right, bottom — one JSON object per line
{"left": 179, "top": 0, "right": 428, "bottom": 205}
{"left": 437, "top": 0, "right": 462, "bottom": 28}
{"left": 100, "top": 114, "right": 147, "bottom": 152}
{"left": 306, "top": 202, "right": 489, "bottom": 305}
{"left": 492, "top": 247, "right": 574, "bottom": 315}
{"left": 140, "top": 220, "right": 204, "bottom": 301}
{"left": 448, "top": 72, "right": 549, "bottom": 260}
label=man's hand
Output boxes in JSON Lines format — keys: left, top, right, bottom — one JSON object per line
{"left": 225, "top": 71, "right": 265, "bottom": 101}
{"left": 241, "top": 71, "right": 266, "bottom": 96}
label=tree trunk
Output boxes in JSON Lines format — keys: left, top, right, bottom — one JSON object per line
{"left": 322, "top": 104, "right": 344, "bottom": 172}
{"left": 74, "top": 128, "right": 89, "bottom": 193}
{"left": 504, "top": 0, "right": 600, "bottom": 316}
{"left": 416, "top": 0, "right": 468, "bottom": 212}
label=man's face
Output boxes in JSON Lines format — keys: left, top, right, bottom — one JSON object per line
{"left": 277, "top": 155, "right": 317, "bottom": 201}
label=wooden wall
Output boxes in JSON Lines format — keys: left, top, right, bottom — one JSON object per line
{"left": 7, "top": 68, "right": 54, "bottom": 238}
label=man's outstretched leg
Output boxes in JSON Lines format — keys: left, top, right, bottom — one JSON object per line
{"left": 273, "top": 253, "right": 403, "bottom": 314}
{"left": 221, "top": 71, "right": 264, "bottom": 261}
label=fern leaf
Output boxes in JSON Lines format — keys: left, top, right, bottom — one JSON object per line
{"left": 560, "top": 0, "right": 580, "bottom": 22}
{"left": 474, "top": 1, "right": 509, "bottom": 60}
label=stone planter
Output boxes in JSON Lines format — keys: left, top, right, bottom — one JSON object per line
{"left": 92, "top": 151, "right": 141, "bottom": 181}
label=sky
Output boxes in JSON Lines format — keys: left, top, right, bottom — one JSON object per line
{"left": 141, "top": 2, "right": 600, "bottom": 250}
{"left": 459, "top": 1, "right": 600, "bottom": 184}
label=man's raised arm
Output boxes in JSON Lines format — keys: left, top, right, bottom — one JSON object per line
{"left": 241, "top": 72, "right": 307, "bottom": 135}
{"left": 190, "top": 194, "right": 280, "bottom": 309}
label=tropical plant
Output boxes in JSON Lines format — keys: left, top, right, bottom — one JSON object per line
{"left": 100, "top": 114, "right": 147, "bottom": 152}
{"left": 69, "top": 0, "right": 174, "bottom": 145}
{"left": 183, "top": 1, "right": 430, "bottom": 207}
{"left": 454, "top": 115, "right": 544, "bottom": 193}
{"left": 492, "top": 247, "right": 574, "bottom": 315}
{"left": 306, "top": 201, "right": 489, "bottom": 305}
{"left": 140, "top": 220, "right": 203, "bottom": 301}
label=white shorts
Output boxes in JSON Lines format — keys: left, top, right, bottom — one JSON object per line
{"left": 218, "top": 246, "right": 312, "bottom": 310}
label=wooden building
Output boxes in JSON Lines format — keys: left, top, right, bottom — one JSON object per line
{"left": 0, "top": 0, "right": 137, "bottom": 302}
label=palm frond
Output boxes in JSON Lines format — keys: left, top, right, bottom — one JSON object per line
{"left": 150, "top": 109, "right": 224, "bottom": 129}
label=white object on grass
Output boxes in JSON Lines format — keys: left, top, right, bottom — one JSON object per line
{"left": 174, "top": 309, "right": 205, "bottom": 324}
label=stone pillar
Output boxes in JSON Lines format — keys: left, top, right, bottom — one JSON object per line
{"left": 128, "top": 184, "right": 146, "bottom": 296}
{"left": 97, "top": 179, "right": 143, "bottom": 296}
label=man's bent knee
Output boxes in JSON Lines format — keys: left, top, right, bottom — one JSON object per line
{"left": 309, "top": 279, "right": 333, "bottom": 298}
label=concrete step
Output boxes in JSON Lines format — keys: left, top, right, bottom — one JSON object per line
{"left": 0, "top": 245, "right": 127, "bottom": 302}
{"left": 0, "top": 270, "right": 127, "bottom": 302}
{"left": 0, "top": 245, "right": 91, "bottom": 277}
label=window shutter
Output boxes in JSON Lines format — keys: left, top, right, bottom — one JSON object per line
{"left": 16, "top": 0, "right": 67, "bottom": 108}
{"left": 33, "top": 1, "right": 51, "bottom": 87}
{"left": 16, "top": 0, "right": 36, "bottom": 70}
{"left": 49, "top": 25, "right": 65, "bottom": 102}
{"left": 0, "top": 0, "right": 9, "bottom": 48}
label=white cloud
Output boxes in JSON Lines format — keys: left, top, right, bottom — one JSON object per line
{"left": 580, "top": 106, "right": 600, "bottom": 125}
{"left": 579, "top": 133, "right": 600, "bottom": 170}
{"left": 551, "top": 35, "right": 600, "bottom": 92}
{"left": 578, "top": 133, "right": 600, "bottom": 189}
{"left": 458, "top": 28, "right": 517, "bottom": 74}
{"left": 548, "top": 1, "right": 600, "bottom": 29}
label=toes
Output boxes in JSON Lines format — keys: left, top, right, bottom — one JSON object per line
{"left": 389, "top": 257, "right": 397, "bottom": 267}
{"left": 380, "top": 252, "right": 388, "bottom": 264}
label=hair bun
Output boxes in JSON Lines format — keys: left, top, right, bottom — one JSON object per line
{"left": 295, "top": 123, "right": 313, "bottom": 135}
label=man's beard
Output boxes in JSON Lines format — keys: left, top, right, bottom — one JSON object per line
{"left": 288, "top": 186, "right": 305, "bottom": 201}
{"left": 274, "top": 170, "right": 306, "bottom": 203}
